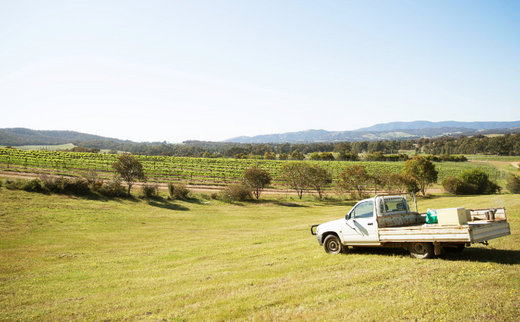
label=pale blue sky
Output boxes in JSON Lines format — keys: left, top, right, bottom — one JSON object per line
{"left": 1, "top": 0, "right": 519, "bottom": 142}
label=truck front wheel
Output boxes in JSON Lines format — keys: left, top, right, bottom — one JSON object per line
{"left": 409, "top": 242, "right": 434, "bottom": 259}
{"left": 323, "top": 235, "right": 344, "bottom": 254}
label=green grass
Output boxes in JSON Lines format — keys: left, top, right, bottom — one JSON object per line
{"left": 466, "top": 155, "right": 520, "bottom": 162}
{"left": 465, "top": 160, "right": 520, "bottom": 190}
{"left": 1, "top": 190, "right": 519, "bottom": 321}
{"left": 474, "top": 160, "right": 520, "bottom": 174}
{"left": 1, "top": 143, "right": 75, "bottom": 151}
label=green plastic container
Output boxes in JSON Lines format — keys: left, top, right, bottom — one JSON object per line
{"left": 426, "top": 209, "right": 438, "bottom": 224}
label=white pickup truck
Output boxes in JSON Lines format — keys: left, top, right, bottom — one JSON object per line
{"left": 311, "top": 194, "right": 511, "bottom": 259}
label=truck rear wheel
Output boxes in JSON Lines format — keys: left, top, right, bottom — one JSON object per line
{"left": 409, "top": 242, "right": 434, "bottom": 259}
{"left": 323, "top": 235, "right": 343, "bottom": 254}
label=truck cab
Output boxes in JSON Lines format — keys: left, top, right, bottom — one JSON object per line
{"left": 315, "top": 195, "right": 414, "bottom": 250}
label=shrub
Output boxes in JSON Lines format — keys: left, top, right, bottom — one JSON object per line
{"left": 506, "top": 174, "right": 520, "bottom": 194}
{"left": 218, "top": 184, "right": 252, "bottom": 202}
{"left": 460, "top": 169, "right": 501, "bottom": 194}
{"left": 486, "top": 180, "right": 502, "bottom": 194}
{"left": 405, "top": 179, "right": 420, "bottom": 195}
{"left": 403, "top": 156, "right": 438, "bottom": 196}
{"left": 40, "top": 176, "right": 91, "bottom": 195}
{"left": 40, "top": 176, "right": 66, "bottom": 193}
{"left": 99, "top": 178, "right": 127, "bottom": 197}
{"left": 396, "top": 174, "right": 420, "bottom": 195}
{"left": 461, "top": 183, "right": 479, "bottom": 195}
{"left": 168, "top": 183, "right": 190, "bottom": 200}
{"left": 140, "top": 183, "right": 159, "bottom": 198}
{"left": 442, "top": 177, "right": 477, "bottom": 195}
{"left": 281, "top": 162, "right": 313, "bottom": 200}
{"left": 442, "top": 177, "right": 462, "bottom": 195}
{"left": 442, "top": 169, "right": 501, "bottom": 195}
{"left": 90, "top": 179, "right": 104, "bottom": 192}
{"left": 5, "top": 179, "right": 25, "bottom": 190}
{"left": 23, "top": 178, "right": 48, "bottom": 193}
{"left": 338, "top": 164, "right": 370, "bottom": 199}
{"left": 83, "top": 170, "right": 104, "bottom": 191}
{"left": 65, "top": 178, "right": 91, "bottom": 195}
{"left": 112, "top": 154, "right": 146, "bottom": 195}
{"left": 460, "top": 169, "right": 489, "bottom": 194}
{"left": 243, "top": 166, "right": 271, "bottom": 199}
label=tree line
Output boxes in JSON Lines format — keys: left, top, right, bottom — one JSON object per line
{"left": 417, "top": 133, "right": 520, "bottom": 155}
{"left": 95, "top": 154, "right": 441, "bottom": 200}
{"left": 220, "top": 155, "right": 516, "bottom": 201}
{"left": 9, "top": 132, "right": 520, "bottom": 158}
{"left": 221, "top": 155, "right": 441, "bottom": 200}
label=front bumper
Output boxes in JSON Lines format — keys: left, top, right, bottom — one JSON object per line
{"left": 311, "top": 225, "right": 323, "bottom": 245}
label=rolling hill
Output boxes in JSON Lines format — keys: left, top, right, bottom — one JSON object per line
{"left": 356, "top": 120, "right": 520, "bottom": 132}
{"left": 0, "top": 128, "right": 133, "bottom": 146}
{"left": 224, "top": 121, "right": 520, "bottom": 143}
{"left": 2, "top": 120, "right": 520, "bottom": 146}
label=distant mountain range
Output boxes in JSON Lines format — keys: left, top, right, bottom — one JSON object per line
{"left": 225, "top": 121, "right": 520, "bottom": 143}
{"left": 356, "top": 120, "right": 520, "bottom": 132}
{"left": 0, "top": 128, "right": 135, "bottom": 146}
{"left": 2, "top": 120, "right": 520, "bottom": 146}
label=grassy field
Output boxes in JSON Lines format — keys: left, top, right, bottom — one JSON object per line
{"left": 1, "top": 143, "right": 75, "bottom": 151}
{"left": 466, "top": 155, "right": 520, "bottom": 162}
{"left": 1, "top": 189, "right": 519, "bottom": 321}
{"left": 472, "top": 160, "right": 519, "bottom": 175}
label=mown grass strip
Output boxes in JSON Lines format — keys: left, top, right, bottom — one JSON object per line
{"left": 0, "top": 190, "right": 519, "bottom": 321}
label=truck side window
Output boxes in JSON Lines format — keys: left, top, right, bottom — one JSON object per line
{"left": 352, "top": 201, "right": 374, "bottom": 219}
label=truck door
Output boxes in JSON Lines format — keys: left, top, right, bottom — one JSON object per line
{"left": 342, "top": 200, "right": 380, "bottom": 245}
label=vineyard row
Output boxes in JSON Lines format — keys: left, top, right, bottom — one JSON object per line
{"left": 0, "top": 148, "right": 506, "bottom": 187}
